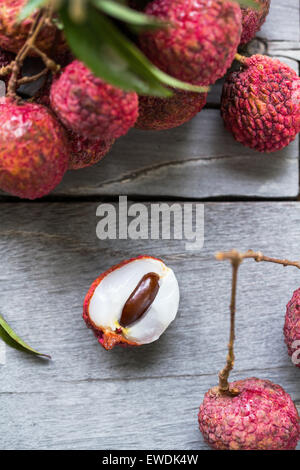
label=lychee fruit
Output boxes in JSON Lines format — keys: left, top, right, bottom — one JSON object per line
{"left": 135, "top": 88, "right": 207, "bottom": 130}
{"left": 0, "top": 0, "right": 66, "bottom": 55}
{"left": 83, "top": 256, "right": 180, "bottom": 350}
{"left": 240, "top": 0, "right": 271, "bottom": 45}
{"left": 199, "top": 377, "right": 300, "bottom": 450}
{"left": 284, "top": 288, "right": 300, "bottom": 368}
{"left": 0, "top": 99, "right": 69, "bottom": 199}
{"left": 139, "top": 0, "right": 242, "bottom": 86}
{"left": 68, "top": 132, "right": 114, "bottom": 170}
{"left": 221, "top": 54, "right": 300, "bottom": 153}
{"left": 50, "top": 60, "right": 139, "bottom": 141}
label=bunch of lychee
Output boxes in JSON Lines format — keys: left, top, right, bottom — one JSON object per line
{"left": 0, "top": 0, "right": 299, "bottom": 200}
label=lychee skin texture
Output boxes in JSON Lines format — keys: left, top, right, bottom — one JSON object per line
{"left": 284, "top": 288, "right": 300, "bottom": 368}
{"left": 199, "top": 378, "right": 300, "bottom": 450}
{"left": 240, "top": 0, "right": 271, "bottom": 45}
{"left": 135, "top": 89, "right": 207, "bottom": 131}
{"left": 50, "top": 60, "right": 139, "bottom": 141}
{"left": 0, "top": 0, "right": 66, "bottom": 55}
{"left": 221, "top": 55, "right": 300, "bottom": 153}
{"left": 0, "top": 100, "right": 69, "bottom": 199}
{"left": 68, "top": 132, "right": 114, "bottom": 170}
{"left": 139, "top": 0, "right": 242, "bottom": 86}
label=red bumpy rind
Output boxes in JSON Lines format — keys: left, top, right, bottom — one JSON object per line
{"left": 284, "top": 288, "right": 300, "bottom": 368}
{"left": 221, "top": 55, "right": 300, "bottom": 153}
{"left": 199, "top": 377, "right": 300, "bottom": 450}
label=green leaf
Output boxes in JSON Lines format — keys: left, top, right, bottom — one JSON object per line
{"left": 60, "top": 5, "right": 208, "bottom": 96}
{"left": 0, "top": 314, "right": 51, "bottom": 359}
{"left": 92, "top": 0, "right": 166, "bottom": 29}
{"left": 234, "top": 0, "right": 259, "bottom": 9}
{"left": 19, "top": 0, "right": 48, "bottom": 21}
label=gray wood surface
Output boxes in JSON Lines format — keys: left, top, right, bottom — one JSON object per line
{"left": 0, "top": 202, "right": 299, "bottom": 450}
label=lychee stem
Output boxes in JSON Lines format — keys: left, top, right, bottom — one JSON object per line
{"left": 216, "top": 248, "right": 300, "bottom": 394}
{"left": 234, "top": 53, "right": 247, "bottom": 64}
{"left": 218, "top": 250, "right": 241, "bottom": 395}
{"left": 5, "top": 6, "right": 59, "bottom": 99}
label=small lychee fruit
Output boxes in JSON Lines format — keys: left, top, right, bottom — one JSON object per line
{"left": 284, "top": 288, "right": 300, "bottom": 368}
{"left": 199, "top": 377, "right": 300, "bottom": 450}
{"left": 135, "top": 88, "right": 207, "bottom": 130}
{"left": 221, "top": 54, "right": 300, "bottom": 153}
{"left": 68, "top": 132, "right": 114, "bottom": 170}
{"left": 0, "top": 99, "right": 69, "bottom": 199}
{"left": 50, "top": 60, "right": 139, "bottom": 141}
{"left": 83, "top": 256, "right": 180, "bottom": 350}
{"left": 0, "top": 0, "right": 66, "bottom": 55}
{"left": 240, "top": 0, "right": 271, "bottom": 45}
{"left": 139, "top": 0, "right": 242, "bottom": 86}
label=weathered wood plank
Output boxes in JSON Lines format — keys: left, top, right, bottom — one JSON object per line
{"left": 259, "top": 0, "right": 299, "bottom": 42}
{"left": 0, "top": 202, "right": 299, "bottom": 449}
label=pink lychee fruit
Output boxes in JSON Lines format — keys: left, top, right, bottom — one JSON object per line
{"left": 284, "top": 288, "right": 300, "bottom": 368}
{"left": 199, "top": 377, "right": 300, "bottom": 450}
{"left": 50, "top": 60, "right": 139, "bottom": 141}
{"left": 240, "top": 0, "right": 271, "bottom": 45}
{"left": 0, "top": 0, "right": 66, "bottom": 55}
{"left": 135, "top": 88, "right": 207, "bottom": 130}
{"left": 0, "top": 99, "right": 69, "bottom": 199}
{"left": 68, "top": 132, "right": 115, "bottom": 170}
{"left": 83, "top": 256, "right": 180, "bottom": 350}
{"left": 221, "top": 54, "right": 300, "bottom": 153}
{"left": 139, "top": 0, "right": 242, "bottom": 86}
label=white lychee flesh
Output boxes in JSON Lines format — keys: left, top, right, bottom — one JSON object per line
{"left": 88, "top": 257, "right": 180, "bottom": 344}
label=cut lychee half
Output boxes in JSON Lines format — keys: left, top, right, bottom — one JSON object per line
{"left": 83, "top": 256, "right": 180, "bottom": 350}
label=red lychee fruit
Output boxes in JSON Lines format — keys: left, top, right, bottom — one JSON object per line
{"left": 68, "top": 132, "right": 114, "bottom": 170}
{"left": 221, "top": 54, "right": 300, "bottom": 153}
{"left": 135, "top": 89, "right": 207, "bottom": 130}
{"left": 240, "top": 0, "right": 271, "bottom": 45}
{"left": 284, "top": 288, "right": 300, "bottom": 368}
{"left": 83, "top": 256, "right": 180, "bottom": 350}
{"left": 50, "top": 60, "right": 139, "bottom": 141}
{"left": 0, "top": 99, "right": 69, "bottom": 199}
{"left": 199, "top": 377, "right": 300, "bottom": 450}
{"left": 139, "top": 0, "right": 242, "bottom": 86}
{"left": 0, "top": 0, "right": 66, "bottom": 55}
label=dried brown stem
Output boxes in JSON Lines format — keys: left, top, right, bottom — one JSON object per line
{"left": 216, "top": 249, "right": 300, "bottom": 394}
{"left": 6, "top": 7, "right": 59, "bottom": 99}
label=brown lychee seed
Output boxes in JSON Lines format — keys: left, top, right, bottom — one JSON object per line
{"left": 50, "top": 60, "right": 139, "bottom": 141}
{"left": 199, "top": 377, "right": 300, "bottom": 450}
{"left": 83, "top": 256, "right": 180, "bottom": 350}
{"left": 284, "top": 288, "right": 300, "bottom": 368}
{"left": 0, "top": 98, "right": 69, "bottom": 199}
{"left": 0, "top": 0, "right": 66, "bottom": 55}
{"left": 139, "top": 0, "right": 242, "bottom": 86}
{"left": 68, "top": 132, "right": 115, "bottom": 170}
{"left": 135, "top": 88, "right": 207, "bottom": 131}
{"left": 240, "top": 0, "right": 271, "bottom": 45}
{"left": 221, "top": 54, "right": 300, "bottom": 153}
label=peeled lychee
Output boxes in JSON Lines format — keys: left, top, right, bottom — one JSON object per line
{"left": 68, "top": 132, "right": 114, "bottom": 170}
{"left": 83, "top": 256, "right": 180, "bottom": 350}
{"left": 284, "top": 288, "right": 300, "bottom": 368}
{"left": 139, "top": 0, "right": 242, "bottom": 86}
{"left": 50, "top": 60, "right": 139, "bottom": 141}
{"left": 240, "top": 0, "right": 271, "bottom": 45}
{"left": 221, "top": 54, "right": 300, "bottom": 153}
{"left": 0, "top": 0, "right": 66, "bottom": 55}
{"left": 199, "top": 377, "right": 300, "bottom": 450}
{"left": 0, "top": 99, "right": 69, "bottom": 199}
{"left": 135, "top": 88, "right": 207, "bottom": 130}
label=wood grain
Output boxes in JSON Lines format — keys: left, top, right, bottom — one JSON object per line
{"left": 0, "top": 202, "right": 299, "bottom": 449}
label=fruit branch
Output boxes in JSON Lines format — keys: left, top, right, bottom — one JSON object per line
{"left": 5, "top": 6, "right": 59, "bottom": 98}
{"left": 216, "top": 249, "right": 300, "bottom": 395}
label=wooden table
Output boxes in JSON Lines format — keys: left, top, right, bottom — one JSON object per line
{"left": 1, "top": 1, "right": 299, "bottom": 450}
